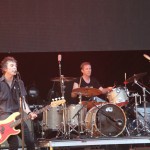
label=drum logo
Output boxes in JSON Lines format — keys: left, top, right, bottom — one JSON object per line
{"left": 105, "top": 107, "right": 113, "bottom": 112}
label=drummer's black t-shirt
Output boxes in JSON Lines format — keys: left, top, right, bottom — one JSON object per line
{"left": 76, "top": 77, "right": 101, "bottom": 89}
{"left": 71, "top": 77, "right": 101, "bottom": 103}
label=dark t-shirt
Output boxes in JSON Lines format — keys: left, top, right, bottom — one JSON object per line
{"left": 71, "top": 77, "right": 101, "bottom": 103}
{"left": 0, "top": 76, "right": 27, "bottom": 118}
{"left": 75, "top": 77, "right": 101, "bottom": 89}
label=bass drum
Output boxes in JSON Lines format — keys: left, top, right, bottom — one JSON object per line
{"left": 85, "top": 103, "right": 126, "bottom": 137}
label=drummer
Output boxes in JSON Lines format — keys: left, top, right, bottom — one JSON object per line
{"left": 71, "top": 62, "right": 113, "bottom": 105}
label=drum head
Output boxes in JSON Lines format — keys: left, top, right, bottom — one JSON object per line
{"left": 107, "top": 87, "right": 129, "bottom": 107}
{"left": 96, "top": 104, "right": 126, "bottom": 137}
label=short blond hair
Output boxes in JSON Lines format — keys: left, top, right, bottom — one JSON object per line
{"left": 80, "top": 62, "right": 91, "bottom": 69}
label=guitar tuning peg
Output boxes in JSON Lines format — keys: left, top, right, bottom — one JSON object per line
{"left": 61, "top": 96, "right": 64, "bottom": 99}
{"left": 55, "top": 98, "right": 58, "bottom": 101}
{"left": 52, "top": 98, "right": 54, "bottom": 101}
{"left": 58, "top": 97, "right": 61, "bottom": 100}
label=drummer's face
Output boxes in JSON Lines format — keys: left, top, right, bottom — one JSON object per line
{"left": 81, "top": 64, "right": 91, "bottom": 77}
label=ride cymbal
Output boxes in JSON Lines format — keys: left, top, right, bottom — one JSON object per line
{"left": 72, "top": 87, "right": 102, "bottom": 97}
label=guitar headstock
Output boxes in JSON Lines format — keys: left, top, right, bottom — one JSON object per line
{"left": 51, "top": 97, "right": 66, "bottom": 107}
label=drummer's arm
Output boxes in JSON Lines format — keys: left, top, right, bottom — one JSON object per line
{"left": 99, "top": 86, "right": 113, "bottom": 94}
{"left": 71, "top": 82, "right": 79, "bottom": 98}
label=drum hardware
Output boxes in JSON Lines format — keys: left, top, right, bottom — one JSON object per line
{"left": 85, "top": 104, "right": 102, "bottom": 137}
{"left": 126, "top": 75, "right": 150, "bottom": 135}
{"left": 133, "top": 79, "right": 150, "bottom": 134}
{"left": 54, "top": 54, "right": 68, "bottom": 138}
{"left": 130, "top": 93, "right": 142, "bottom": 134}
{"left": 71, "top": 102, "right": 87, "bottom": 134}
{"left": 124, "top": 72, "right": 147, "bottom": 84}
{"left": 53, "top": 98, "right": 68, "bottom": 138}
{"left": 67, "top": 94, "right": 87, "bottom": 138}
{"left": 70, "top": 87, "right": 102, "bottom": 137}
{"left": 39, "top": 122, "right": 46, "bottom": 139}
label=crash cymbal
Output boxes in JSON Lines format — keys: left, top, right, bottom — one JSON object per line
{"left": 125, "top": 72, "right": 147, "bottom": 84}
{"left": 51, "top": 76, "right": 76, "bottom": 82}
{"left": 72, "top": 87, "right": 102, "bottom": 97}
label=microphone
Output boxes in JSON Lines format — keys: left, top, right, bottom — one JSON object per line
{"left": 143, "top": 54, "right": 150, "bottom": 61}
{"left": 58, "top": 54, "right": 62, "bottom": 63}
{"left": 58, "top": 54, "right": 62, "bottom": 77}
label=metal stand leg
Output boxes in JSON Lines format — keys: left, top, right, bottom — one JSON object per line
{"left": 56, "top": 103, "right": 68, "bottom": 139}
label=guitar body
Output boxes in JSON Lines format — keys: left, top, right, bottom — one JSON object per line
{"left": 0, "top": 99, "right": 66, "bottom": 145}
{"left": 0, "top": 112, "right": 21, "bottom": 144}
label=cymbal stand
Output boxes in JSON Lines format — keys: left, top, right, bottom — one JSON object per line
{"left": 78, "top": 93, "right": 85, "bottom": 134}
{"left": 78, "top": 93, "right": 82, "bottom": 104}
{"left": 132, "top": 93, "right": 141, "bottom": 134}
{"left": 68, "top": 93, "right": 85, "bottom": 138}
{"left": 134, "top": 79, "right": 150, "bottom": 133}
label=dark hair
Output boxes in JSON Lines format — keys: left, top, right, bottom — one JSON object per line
{"left": 1, "top": 56, "right": 17, "bottom": 73}
{"left": 80, "top": 62, "right": 91, "bottom": 69}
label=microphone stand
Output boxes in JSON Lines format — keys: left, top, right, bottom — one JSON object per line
{"left": 16, "top": 72, "right": 26, "bottom": 150}
{"left": 58, "top": 57, "right": 67, "bottom": 138}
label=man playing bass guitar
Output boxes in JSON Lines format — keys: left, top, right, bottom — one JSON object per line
{"left": 0, "top": 56, "right": 37, "bottom": 150}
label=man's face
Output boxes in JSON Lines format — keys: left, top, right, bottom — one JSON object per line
{"left": 81, "top": 64, "right": 92, "bottom": 77}
{"left": 4, "top": 61, "right": 17, "bottom": 76}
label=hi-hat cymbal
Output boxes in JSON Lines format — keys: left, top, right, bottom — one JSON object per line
{"left": 51, "top": 77, "right": 76, "bottom": 82}
{"left": 72, "top": 87, "right": 102, "bottom": 97}
{"left": 124, "top": 72, "right": 147, "bottom": 84}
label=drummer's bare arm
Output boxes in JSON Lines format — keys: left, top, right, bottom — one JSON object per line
{"left": 71, "top": 82, "right": 79, "bottom": 98}
{"left": 99, "top": 86, "right": 113, "bottom": 94}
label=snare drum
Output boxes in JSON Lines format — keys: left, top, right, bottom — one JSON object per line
{"left": 67, "top": 104, "right": 87, "bottom": 126}
{"left": 43, "top": 106, "right": 63, "bottom": 131}
{"left": 107, "top": 87, "right": 129, "bottom": 107}
{"left": 85, "top": 103, "right": 126, "bottom": 137}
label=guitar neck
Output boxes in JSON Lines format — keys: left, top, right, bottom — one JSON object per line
{"left": 12, "top": 105, "right": 50, "bottom": 128}
{"left": 11, "top": 99, "right": 66, "bottom": 128}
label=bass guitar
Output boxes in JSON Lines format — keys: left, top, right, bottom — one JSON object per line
{"left": 0, "top": 98, "right": 65, "bottom": 144}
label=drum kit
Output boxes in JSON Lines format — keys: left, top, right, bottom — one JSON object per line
{"left": 41, "top": 56, "right": 150, "bottom": 140}
{"left": 40, "top": 72, "right": 150, "bottom": 139}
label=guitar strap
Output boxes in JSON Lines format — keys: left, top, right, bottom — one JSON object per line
{"left": 78, "top": 76, "right": 82, "bottom": 88}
